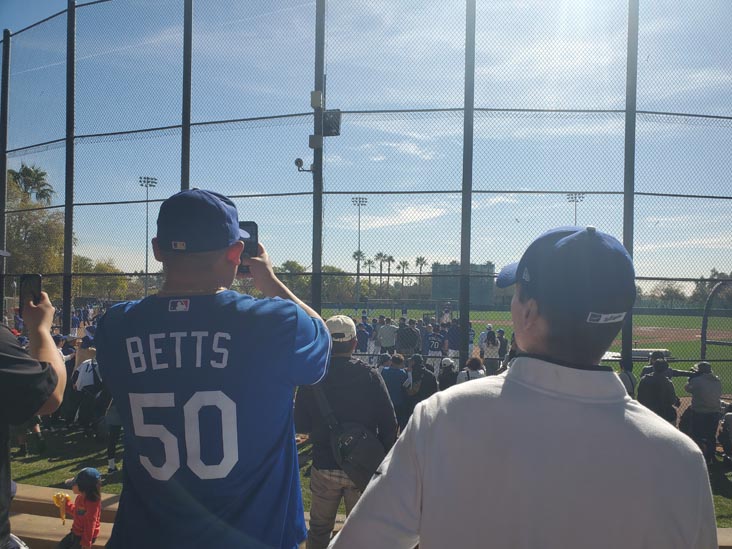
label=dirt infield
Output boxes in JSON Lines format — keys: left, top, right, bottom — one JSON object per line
{"left": 632, "top": 326, "right": 732, "bottom": 344}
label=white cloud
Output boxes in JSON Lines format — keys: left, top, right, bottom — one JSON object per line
{"left": 359, "top": 140, "right": 436, "bottom": 160}
{"left": 334, "top": 204, "right": 447, "bottom": 230}
{"left": 643, "top": 214, "right": 732, "bottom": 228}
{"left": 635, "top": 235, "right": 732, "bottom": 252}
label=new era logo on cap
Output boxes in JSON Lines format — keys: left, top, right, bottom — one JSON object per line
{"left": 172, "top": 241, "right": 187, "bottom": 251}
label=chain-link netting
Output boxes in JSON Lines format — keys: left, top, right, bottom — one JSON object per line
{"left": 1, "top": 0, "right": 730, "bottom": 371}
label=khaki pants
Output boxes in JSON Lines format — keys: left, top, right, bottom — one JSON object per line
{"left": 307, "top": 466, "right": 361, "bottom": 549}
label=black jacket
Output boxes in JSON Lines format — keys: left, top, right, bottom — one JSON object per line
{"left": 295, "top": 356, "right": 398, "bottom": 470}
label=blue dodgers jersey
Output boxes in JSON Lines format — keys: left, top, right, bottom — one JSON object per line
{"left": 95, "top": 291, "right": 331, "bottom": 549}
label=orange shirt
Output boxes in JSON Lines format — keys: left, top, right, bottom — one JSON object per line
{"left": 66, "top": 493, "right": 101, "bottom": 547}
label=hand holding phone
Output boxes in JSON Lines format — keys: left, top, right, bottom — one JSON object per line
{"left": 19, "top": 274, "right": 42, "bottom": 319}
{"left": 238, "top": 221, "right": 259, "bottom": 275}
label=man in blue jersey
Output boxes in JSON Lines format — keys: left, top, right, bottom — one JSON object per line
{"left": 95, "top": 189, "right": 331, "bottom": 549}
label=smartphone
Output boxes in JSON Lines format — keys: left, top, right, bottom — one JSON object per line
{"left": 19, "top": 274, "right": 42, "bottom": 318}
{"left": 238, "top": 221, "right": 259, "bottom": 274}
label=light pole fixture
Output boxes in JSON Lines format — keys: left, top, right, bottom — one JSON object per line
{"left": 566, "top": 192, "right": 585, "bottom": 226}
{"left": 140, "top": 176, "right": 158, "bottom": 297}
{"left": 352, "top": 197, "right": 368, "bottom": 304}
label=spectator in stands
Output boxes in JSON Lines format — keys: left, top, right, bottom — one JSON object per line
{"left": 456, "top": 357, "right": 486, "bottom": 384}
{"left": 478, "top": 324, "right": 492, "bottom": 359}
{"left": 396, "top": 318, "right": 420, "bottom": 357}
{"left": 329, "top": 226, "right": 717, "bottom": 549}
{"left": 356, "top": 322, "right": 369, "bottom": 355}
{"left": 376, "top": 317, "right": 398, "bottom": 354}
{"left": 421, "top": 323, "right": 431, "bottom": 356}
{"left": 1, "top": 267, "right": 66, "bottom": 549}
{"left": 637, "top": 360, "right": 680, "bottom": 424}
{"left": 496, "top": 329, "right": 508, "bottom": 363}
{"left": 437, "top": 357, "right": 458, "bottom": 391}
{"left": 367, "top": 318, "right": 379, "bottom": 363}
{"left": 481, "top": 328, "right": 500, "bottom": 373}
{"left": 95, "top": 189, "right": 330, "bottom": 549}
{"left": 376, "top": 352, "right": 390, "bottom": 375}
{"left": 403, "top": 354, "right": 437, "bottom": 422}
{"left": 71, "top": 311, "right": 80, "bottom": 337}
{"left": 640, "top": 350, "right": 690, "bottom": 379}
{"left": 379, "top": 353, "right": 409, "bottom": 430}
{"left": 617, "top": 362, "right": 637, "bottom": 398}
{"left": 446, "top": 319, "right": 461, "bottom": 359}
{"left": 295, "top": 315, "right": 397, "bottom": 549}
{"left": 685, "top": 362, "right": 723, "bottom": 465}
{"left": 718, "top": 403, "right": 732, "bottom": 465}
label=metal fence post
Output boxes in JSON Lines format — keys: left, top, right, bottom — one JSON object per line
{"left": 311, "top": 0, "right": 326, "bottom": 314}
{"left": 62, "top": 0, "right": 76, "bottom": 335}
{"left": 0, "top": 30, "right": 11, "bottom": 309}
{"left": 459, "top": 0, "right": 477, "bottom": 363}
{"left": 621, "top": 0, "right": 640, "bottom": 370}
{"left": 181, "top": 0, "right": 193, "bottom": 191}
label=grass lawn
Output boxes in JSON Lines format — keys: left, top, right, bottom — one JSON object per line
{"left": 9, "top": 427, "right": 732, "bottom": 526}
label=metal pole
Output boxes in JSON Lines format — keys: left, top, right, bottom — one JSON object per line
{"left": 621, "top": 0, "right": 639, "bottom": 371}
{"left": 0, "top": 30, "right": 11, "bottom": 310}
{"left": 459, "top": 0, "right": 477, "bottom": 365}
{"left": 62, "top": 0, "right": 76, "bottom": 335}
{"left": 180, "top": 0, "right": 193, "bottom": 190}
{"left": 311, "top": 0, "right": 325, "bottom": 313}
{"left": 356, "top": 203, "right": 361, "bottom": 304}
{"left": 144, "top": 184, "right": 149, "bottom": 296}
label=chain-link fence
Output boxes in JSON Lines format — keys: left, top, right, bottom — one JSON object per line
{"left": 1, "top": 0, "right": 730, "bottom": 379}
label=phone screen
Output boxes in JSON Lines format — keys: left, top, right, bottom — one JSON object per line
{"left": 19, "top": 274, "right": 42, "bottom": 318}
{"left": 238, "top": 221, "right": 259, "bottom": 274}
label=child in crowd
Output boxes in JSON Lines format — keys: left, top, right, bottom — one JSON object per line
{"left": 57, "top": 468, "right": 102, "bottom": 549}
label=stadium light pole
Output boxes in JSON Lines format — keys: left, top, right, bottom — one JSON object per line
{"left": 566, "top": 192, "right": 585, "bottom": 226}
{"left": 352, "top": 196, "right": 368, "bottom": 305}
{"left": 140, "top": 176, "right": 158, "bottom": 297}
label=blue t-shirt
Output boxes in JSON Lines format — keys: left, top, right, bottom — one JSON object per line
{"left": 96, "top": 291, "right": 331, "bottom": 549}
{"left": 380, "top": 367, "right": 408, "bottom": 408}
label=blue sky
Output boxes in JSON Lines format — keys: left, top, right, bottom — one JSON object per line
{"left": 1, "top": 0, "right": 731, "bottom": 283}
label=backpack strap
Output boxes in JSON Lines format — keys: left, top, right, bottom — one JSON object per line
{"left": 313, "top": 385, "right": 340, "bottom": 432}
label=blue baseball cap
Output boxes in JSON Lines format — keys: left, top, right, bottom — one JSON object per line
{"left": 496, "top": 226, "right": 636, "bottom": 325}
{"left": 74, "top": 467, "right": 101, "bottom": 490}
{"left": 156, "top": 189, "right": 248, "bottom": 253}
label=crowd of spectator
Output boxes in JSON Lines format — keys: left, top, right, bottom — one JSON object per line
{"left": 0, "top": 191, "right": 721, "bottom": 549}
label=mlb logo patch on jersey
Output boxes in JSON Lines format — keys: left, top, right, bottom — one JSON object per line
{"left": 169, "top": 299, "right": 190, "bottom": 312}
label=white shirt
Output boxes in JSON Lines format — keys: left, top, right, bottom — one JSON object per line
{"left": 455, "top": 368, "right": 486, "bottom": 384}
{"left": 330, "top": 356, "right": 717, "bottom": 549}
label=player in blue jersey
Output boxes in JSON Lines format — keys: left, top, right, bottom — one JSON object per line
{"left": 95, "top": 189, "right": 331, "bottom": 549}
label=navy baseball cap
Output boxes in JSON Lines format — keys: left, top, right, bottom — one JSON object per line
{"left": 496, "top": 226, "right": 636, "bottom": 325}
{"left": 156, "top": 189, "right": 248, "bottom": 253}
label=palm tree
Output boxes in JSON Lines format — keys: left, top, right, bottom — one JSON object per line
{"left": 397, "top": 260, "right": 410, "bottom": 298}
{"left": 374, "top": 252, "right": 386, "bottom": 290}
{"left": 385, "top": 255, "right": 395, "bottom": 291}
{"left": 415, "top": 256, "right": 427, "bottom": 294}
{"left": 363, "top": 258, "right": 375, "bottom": 292}
{"left": 9, "top": 163, "right": 55, "bottom": 205}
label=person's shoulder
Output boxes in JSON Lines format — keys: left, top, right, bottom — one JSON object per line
{"left": 625, "top": 401, "right": 704, "bottom": 459}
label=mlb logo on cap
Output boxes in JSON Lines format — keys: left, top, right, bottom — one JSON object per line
{"left": 169, "top": 299, "right": 190, "bottom": 312}
{"left": 172, "top": 241, "right": 187, "bottom": 251}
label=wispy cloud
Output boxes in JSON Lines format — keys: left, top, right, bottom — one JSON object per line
{"left": 635, "top": 235, "right": 732, "bottom": 252}
{"left": 360, "top": 141, "right": 436, "bottom": 160}
{"left": 334, "top": 204, "right": 447, "bottom": 230}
